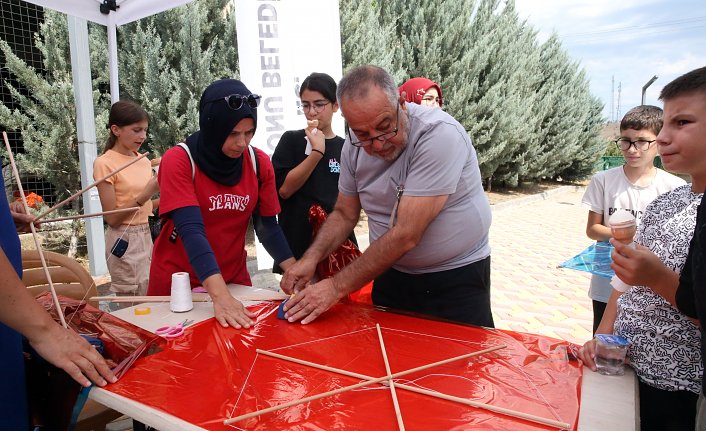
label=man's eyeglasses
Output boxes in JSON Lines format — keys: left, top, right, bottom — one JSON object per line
{"left": 205, "top": 93, "right": 261, "bottom": 111}
{"left": 301, "top": 101, "right": 330, "bottom": 113}
{"left": 614, "top": 138, "right": 656, "bottom": 151}
{"left": 347, "top": 104, "right": 399, "bottom": 148}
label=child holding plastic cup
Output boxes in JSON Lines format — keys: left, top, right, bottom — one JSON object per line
{"left": 578, "top": 68, "right": 706, "bottom": 431}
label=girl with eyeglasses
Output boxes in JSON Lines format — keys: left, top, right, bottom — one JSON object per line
{"left": 148, "top": 79, "right": 294, "bottom": 329}
{"left": 398, "top": 77, "right": 443, "bottom": 108}
{"left": 271, "top": 72, "right": 358, "bottom": 274}
{"left": 94, "top": 100, "right": 160, "bottom": 296}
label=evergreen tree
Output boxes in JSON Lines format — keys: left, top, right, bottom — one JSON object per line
{"left": 378, "top": 0, "right": 476, "bottom": 91}
{"left": 558, "top": 87, "right": 605, "bottom": 180}
{"left": 447, "top": 0, "right": 528, "bottom": 185}
{"left": 480, "top": 0, "right": 543, "bottom": 187}
{"left": 114, "top": 0, "right": 238, "bottom": 155}
{"left": 339, "top": 0, "right": 402, "bottom": 80}
{"left": 0, "top": 0, "right": 238, "bottom": 184}
{"left": 2, "top": 0, "right": 607, "bottom": 204}
{"left": 0, "top": 11, "right": 106, "bottom": 202}
{"left": 531, "top": 34, "right": 603, "bottom": 180}
{"left": 0, "top": 11, "right": 108, "bottom": 257}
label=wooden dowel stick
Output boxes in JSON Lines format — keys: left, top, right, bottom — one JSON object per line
{"left": 2, "top": 132, "right": 66, "bottom": 327}
{"left": 257, "top": 349, "right": 373, "bottom": 380}
{"left": 34, "top": 151, "right": 149, "bottom": 222}
{"left": 224, "top": 364, "right": 403, "bottom": 425}
{"left": 393, "top": 383, "right": 571, "bottom": 430}
{"left": 225, "top": 344, "right": 506, "bottom": 425}
{"left": 376, "top": 324, "right": 405, "bottom": 431}
{"left": 40, "top": 207, "right": 138, "bottom": 224}
{"left": 256, "top": 347, "right": 569, "bottom": 429}
{"left": 90, "top": 292, "right": 288, "bottom": 303}
{"left": 91, "top": 295, "right": 193, "bottom": 303}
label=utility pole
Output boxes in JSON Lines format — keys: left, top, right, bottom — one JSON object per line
{"left": 611, "top": 75, "right": 615, "bottom": 122}
{"left": 641, "top": 75, "right": 658, "bottom": 105}
{"left": 616, "top": 82, "right": 622, "bottom": 121}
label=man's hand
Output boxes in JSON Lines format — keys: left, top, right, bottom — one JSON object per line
{"left": 29, "top": 324, "right": 117, "bottom": 388}
{"left": 283, "top": 278, "right": 343, "bottom": 324}
{"left": 280, "top": 258, "right": 318, "bottom": 294}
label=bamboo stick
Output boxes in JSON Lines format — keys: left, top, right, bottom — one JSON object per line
{"left": 90, "top": 291, "right": 289, "bottom": 303}
{"left": 3, "top": 131, "right": 66, "bottom": 327}
{"left": 224, "top": 344, "right": 506, "bottom": 425}
{"left": 255, "top": 346, "right": 570, "bottom": 429}
{"left": 393, "top": 382, "right": 571, "bottom": 430}
{"left": 90, "top": 295, "right": 196, "bottom": 303}
{"left": 34, "top": 151, "right": 149, "bottom": 222}
{"left": 376, "top": 324, "right": 405, "bottom": 431}
{"left": 41, "top": 207, "right": 139, "bottom": 224}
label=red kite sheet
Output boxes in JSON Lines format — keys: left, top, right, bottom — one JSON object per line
{"left": 106, "top": 302, "right": 582, "bottom": 430}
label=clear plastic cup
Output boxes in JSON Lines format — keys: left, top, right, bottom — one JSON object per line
{"left": 609, "top": 211, "right": 636, "bottom": 246}
{"left": 594, "top": 334, "right": 630, "bottom": 376}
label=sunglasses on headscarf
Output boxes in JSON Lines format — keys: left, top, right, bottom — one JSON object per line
{"left": 205, "top": 93, "right": 261, "bottom": 110}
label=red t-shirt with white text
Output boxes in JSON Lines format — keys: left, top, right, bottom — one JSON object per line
{"left": 147, "top": 145, "right": 280, "bottom": 295}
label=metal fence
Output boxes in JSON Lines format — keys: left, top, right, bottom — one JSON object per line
{"left": 594, "top": 156, "right": 664, "bottom": 172}
{"left": 1, "top": 0, "right": 89, "bottom": 260}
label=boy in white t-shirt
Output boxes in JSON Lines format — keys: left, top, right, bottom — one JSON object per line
{"left": 582, "top": 105, "right": 685, "bottom": 333}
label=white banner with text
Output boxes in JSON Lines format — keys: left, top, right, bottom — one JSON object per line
{"left": 234, "top": 0, "right": 344, "bottom": 270}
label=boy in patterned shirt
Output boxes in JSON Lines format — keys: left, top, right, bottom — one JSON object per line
{"left": 669, "top": 65, "right": 706, "bottom": 430}
{"left": 579, "top": 66, "right": 706, "bottom": 431}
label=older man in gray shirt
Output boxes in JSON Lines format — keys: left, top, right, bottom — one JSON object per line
{"left": 281, "top": 65, "right": 492, "bottom": 326}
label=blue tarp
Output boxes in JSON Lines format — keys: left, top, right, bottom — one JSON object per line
{"left": 559, "top": 242, "right": 615, "bottom": 279}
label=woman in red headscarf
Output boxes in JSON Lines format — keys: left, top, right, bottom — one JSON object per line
{"left": 398, "top": 77, "right": 443, "bottom": 108}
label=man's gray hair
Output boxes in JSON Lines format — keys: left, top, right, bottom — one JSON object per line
{"left": 337, "top": 65, "right": 398, "bottom": 107}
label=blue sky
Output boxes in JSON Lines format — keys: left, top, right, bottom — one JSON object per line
{"left": 514, "top": 0, "right": 706, "bottom": 121}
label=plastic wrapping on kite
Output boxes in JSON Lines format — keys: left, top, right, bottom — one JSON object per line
{"left": 309, "top": 204, "right": 362, "bottom": 279}
{"left": 27, "top": 293, "right": 163, "bottom": 429}
{"left": 309, "top": 204, "right": 372, "bottom": 303}
{"left": 35, "top": 292, "right": 164, "bottom": 377}
{"left": 106, "top": 302, "right": 582, "bottom": 430}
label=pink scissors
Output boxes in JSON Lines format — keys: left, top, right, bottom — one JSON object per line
{"left": 156, "top": 319, "right": 194, "bottom": 339}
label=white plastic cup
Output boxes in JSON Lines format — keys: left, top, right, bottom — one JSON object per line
{"left": 609, "top": 211, "right": 636, "bottom": 247}
{"left": 170, "top": 272, "right": 193, "bottom": 312}
{"left": 609, "top": 212, "right": 637, "bottom": 291}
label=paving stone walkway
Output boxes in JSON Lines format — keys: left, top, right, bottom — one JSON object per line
{"left": 489, "top": 186, "right": 594, "bottom": 345}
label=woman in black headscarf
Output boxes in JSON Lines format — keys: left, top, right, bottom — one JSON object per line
{"left": 148, "top": 79, "right": 294, "bottom": 328}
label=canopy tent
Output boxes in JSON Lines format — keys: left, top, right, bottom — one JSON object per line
{"left": 19, "top": 0, "right": 197, "bottom": 275}
{"left": 23, "top": 0, "right": 197, "bottom": 102}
